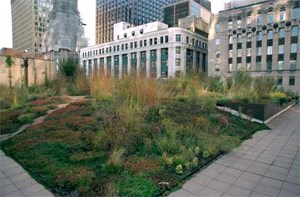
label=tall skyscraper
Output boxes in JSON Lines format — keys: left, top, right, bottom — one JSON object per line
{"left": 163, "top": 0, "right": 211, "bottom": 27}
{"left": 11, "top": 0, "right": 53, "bottom": 54}
{"left": 95, "top": 0, "right": 178, "bottom": 44}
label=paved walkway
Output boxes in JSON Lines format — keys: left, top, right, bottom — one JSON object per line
{"left": 170, "top": 105, "right": 300, "bottom": 197}
{"left": 0, "top": 150, "right": 53, "bottom": 197}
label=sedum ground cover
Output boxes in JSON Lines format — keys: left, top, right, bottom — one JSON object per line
{"left": 0, "top": 97, "right": 68, "bottom": 135}
{"left": 1, "top": 75, "right": 268, "bottom": 196}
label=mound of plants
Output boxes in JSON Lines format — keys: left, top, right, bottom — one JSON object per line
{"left": 0, "top": 97, "right": 68, "bottom": 135}
{"left": 1, "top": 75, "right": 268, "bottom": 196}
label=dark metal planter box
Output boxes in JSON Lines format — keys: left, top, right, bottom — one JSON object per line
{"left": 217, "top": 101, "right": 294, "bottom": 121}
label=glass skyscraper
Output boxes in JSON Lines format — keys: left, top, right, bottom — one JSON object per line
{"left": 96, "top": 0, "right": 178, "bottom": 44}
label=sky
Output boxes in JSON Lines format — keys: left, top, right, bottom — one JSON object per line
{"left": 0, "top": 0, "right": 229, "bottom": 49}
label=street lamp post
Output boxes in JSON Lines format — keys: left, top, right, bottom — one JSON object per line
{"left": 23, "top": 50, "right": 29, "bottom": 88}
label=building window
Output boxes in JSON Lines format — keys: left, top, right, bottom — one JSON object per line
{"left": 267, "top": 61, "right": 272, "bottom": 71}
{"left": 291, "top": 43, "right": 298, "bottom": 53}
{"left": 176, "top": 34, "right": 181, "bottom": 42}
{"left": 289, "top": 76, "right": 295, "bottom": 86}
{"left": 229, "top": 36, "right": 233, "bottom": 44}
{"left": 293, "top": 7, "right": 300, "bottom": 19}
{"left": 130, "top": 42, "right": 133, "bottom": 49}
{"left": 215, "top": 38, "right": 220, "bottom": 45}
{"left": 278, "top": 45, "right": 285, "bottom": 54}
{"left": 268, "top": 13, "right": 273, "bottom": 24}
{"left": 257, "top": 47, "right": 262, "bottom": 56}
{"left": 215, "top": 50, "right": 220, "bottom": 58}
{"left": 278, "top": 61, "right": 284, "bottom": 70}
{"left": 186, "top": 36, "right": 189, "bottom": 44}
{"left": 228, "top": 21, "right": 233, "bottom": 29}
{"left": 247, "top": 33, "right": 252, "bottom": 42}
{"left": 176, "top": 46, "right": 181, "bottom": 54}
{"left": 229, "top": 50, "right": 233, "bottom": 58}
{"left": 247, "top": 48, "right": 251, "bottom": 56}
{"left": 215, "top": 64, "right": 220, "bottom": 72}
{"left": 237, "top": 34, "right": 242, "bottom": 43}
{"left": 291, "top": 26, "right": 299, "bottom": 37}
{"left": 238, "top": 49, "right": 242, "bottom": 57}
{"left": 267, "top": 46, "right": 273, "bottom": 55}
{"left": 176, "top": 58, "right": 181, "bottom": 67}
{"left": 277, "top": 76, "right": 283, "bottom": 85}
{"left": 165, "top": 36, "right": 169, "bottom": 43}
{"left": 160, "top": 36, "right": 164, "bottom": 44}
{"left": 267, "top": 30, "right": 273, "bottom": 40}
{"left": 150, "top": 39, "right": 153, "bottom": 45}
{"left": 256, "top": 62, "right": 261, "bottom": 71}
{"left": 216, "top": 23, "right": 220, "bottom": 33}
{"left": 279, "top": 28, "right": 285, "bottom": 38}
{"left": 257, "top": 31, "right": 262, "bottom": 41}
{"left": 257, "top": 15, "right": 262, "bottom": 26}
{"left": 280, "top": 11, "right": 285, "bottom": 21}
{"left": 290, "top": 60, "right": 297, "bottom": 70}
{"left": 154, "top": 38, "right": 157, "bottom": 45}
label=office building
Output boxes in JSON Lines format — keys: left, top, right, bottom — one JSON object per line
{"left": 95, "top": 0, "right": 178, "bottom": 44}
{"left": 11, "top": 0, "right": 53, "bottom": 54}
{"left": 80, "top": 20, "right": 209, "bottom": 78}
{"left": 208, "top": 0, "right": 300, "bottom": 93}
{"left": 163, "top": 0, "right": 211, "bottom": 27}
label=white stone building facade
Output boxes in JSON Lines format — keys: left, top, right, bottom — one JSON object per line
{"left": 80, "top": 21, "right": 208, "bottom": 79}
{"left": 208, "top": 0, "right": 300, "bottom": 93}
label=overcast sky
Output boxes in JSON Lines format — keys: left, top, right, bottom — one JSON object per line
{"left": 0, "top": 0, "right": 229, "bottom": 49}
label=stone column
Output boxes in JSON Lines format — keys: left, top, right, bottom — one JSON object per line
{"left": 104, "top": 56, "right": 107, "bottom": 76}
{"left": 168, "top": 47, "right": 175, "bottom": 77}
{"left": 181, "top": 47, "right": 187, "bottom": 75}
{"left": 157, "top": 48, "right": 161, "bottom": 79}
{"left": 146, "top": 50, "right": 151, "bottom": 78}
{"left": 128, "top": 53, "right": 131, "bottom": 74}
{"left": 193, "top": 50, "right": 197, "bottom": 71}
{"left": 137, "top": 51, "right": 141, "bottom": 77}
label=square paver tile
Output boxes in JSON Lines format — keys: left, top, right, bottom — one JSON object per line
{"left": 246, "top": 161, "right": 270, "bottom": 175}
{"left": 0, "top": 184, "right": 18, "bottom": 196}
{"left": 234, "top": 178, "right": 258, "bottom": 190}
{"left": 20, "top": 184, "right": 45, "bottom": 196}
{"left": 281, "top": 182, "right": 300, "bottom": 195}
{"left": 260, "top": 177, "right": 283, "bottom": 189}
{"left": 169, "top": 189, "right": 195, "bottom": 197}
{"left": 2, "top": 190, "right": 25, "bottom": 197}
{"left": 223, "top": 167, "right": 243, "bottom": 177}
{"left": 240, "top": 172, "right": 262, "bottom": 183}
{"left": 216, "top": 173, "right": 238, "bottom": 184}
{"left": 200, "top": 168, "right": 220, "bottom": 179}
{"left": 249, "top": 192, "right": 269, "bottom": 197}
{"left": 226, "top": 185, "right": 251, "bottom": 197}
{"left": 207, "top": 179, "right": 231, "bottom": 192}
{"left": 278, "top": 190, "right": 299, "bottom": 197}
{"left": 197, "top": 187, "right": 223, "bottom": 197}
{"left": 182, "top": 180, "right": 204, "bottom": 194}
{"left": 254, "top": 184, "right": 280, "bottom": 196}
{"left": 193, "top": 174, "right": 213, "bottom": 186}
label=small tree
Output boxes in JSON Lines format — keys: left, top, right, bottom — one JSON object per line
{"left": 58, "top": 58, "right": 79, "bottom": 81}
{"left": 5, "top": 56, "right": 15, "bottom": 98}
